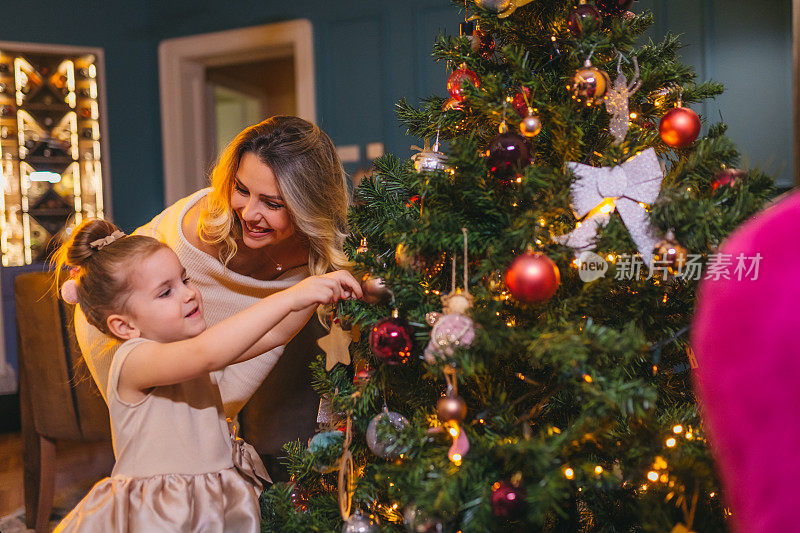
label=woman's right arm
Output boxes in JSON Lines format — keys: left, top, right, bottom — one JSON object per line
{"left": 119, "top": 274, "right": 352, "bottom": 391}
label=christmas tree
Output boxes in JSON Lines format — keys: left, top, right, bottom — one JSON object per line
{"left": 262, "top": 1, "right": 775, "bottom": 531}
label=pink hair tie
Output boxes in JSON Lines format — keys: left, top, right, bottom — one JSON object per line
{"left": 60, "top": 279, "right": 79, "bottom": 304}
{"left": 89, "top": 230, "right": 126, "bottom": 250}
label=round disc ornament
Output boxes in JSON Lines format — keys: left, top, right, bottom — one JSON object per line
{"left": 361, "top": 275, "right": 392, "bottom": 305}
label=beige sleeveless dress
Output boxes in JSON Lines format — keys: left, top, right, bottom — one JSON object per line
{"left": 54, "top": 338, "right": 269, "bottom": 532}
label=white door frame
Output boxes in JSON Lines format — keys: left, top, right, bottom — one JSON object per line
{"left": 158, "top": 19, "right": 316, "bottom": 206}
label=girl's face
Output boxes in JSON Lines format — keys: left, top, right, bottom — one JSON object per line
{"left": 120, "top": 248, "right": 206, "bottom": 342}
{"left": 230, "top": 152, "right": 297, "bottom": 249}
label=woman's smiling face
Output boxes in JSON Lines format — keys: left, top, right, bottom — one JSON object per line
{"left": 230, "top": 152, "right": 297, "bottom": 249}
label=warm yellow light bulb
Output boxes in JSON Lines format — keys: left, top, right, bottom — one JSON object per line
{"left": 583, "top": 374, "right": 593, "bottom": 383}
{"left": 666, "top": 437, "right": 677, "bottom": 448}
{"left": 630, "top": 112, "right": 638, "bottom": 119}
{"left": 673, "top": 425, "right": 683, "bottom": 434}
{"left": 564, "top": 467, "right": 575, "bottom": 479}
{"left": 452, "top": 453, "right": 462, "bottom": 462}
{"left": 594, "top": 465, "right": 603, "bottom": 474}
{"left": 448, "top": 427, "right": 459, "bottom": 437}
{"left": 647, "top": 471, "right": 659, "bottom": 482}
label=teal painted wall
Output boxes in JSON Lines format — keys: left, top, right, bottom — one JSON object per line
{"left": 640, "top": 0, "right": 793, "bottom": 186}
{"left": 0, "top": 0, "right": 791, "bottom": 233}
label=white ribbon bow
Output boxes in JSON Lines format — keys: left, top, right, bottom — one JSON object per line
{"left": 555, "top": 148, "right": 663, "bottom": 267}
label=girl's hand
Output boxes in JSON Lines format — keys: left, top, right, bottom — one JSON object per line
{"left": 319, "top": 270, "right": 363, "bottom": 302}
{"left": 288, "top": 270, "right": 363, "bottom": 310}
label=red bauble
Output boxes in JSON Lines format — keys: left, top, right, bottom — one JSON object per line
{"left": 490, "top": 479, "right": 526, "bottom": 519}
{"left": 595, "top": 0, "right": 635, "bottom": 16}
{"left": 505, "top": 252, "right": 560, "bottom": 304}
{"left": 473, "top": 27, "right": 496, "bottom": 59}
{"left": 447, "top": 66, "right": 480, "bottom": 102}
{"left": 659, "top": 107, "right": 701, "bottom": 148}
{"left": 369, "top": 315, "right": 413, "bottom": 364}
{"left": 288, "top": 480, "right": 309, "bottom": 512}
{"left": 567, "top": 5, "right": 603, "bottom": 36}
{"left": 712, "top": 168, "right": 745, "bottom": 190}
{"left": 487, "top": 132, "right": 531, "bottom": 181}
{"left": 353, "top": 367, "right": 373, "bottom": 386}
{"left": 511, "top": 87, "right": 530, "bottom": 118}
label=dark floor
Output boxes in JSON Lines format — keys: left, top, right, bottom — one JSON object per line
{"left": 0, "top": 431, "right": 113, "bottom": 532}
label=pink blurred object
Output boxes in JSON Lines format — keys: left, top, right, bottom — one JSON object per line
{"left": 692, "top": 191, "right": 800, "bottom": 532}
{"left": 424, "top": 314, "right": 475, "bottom": 363}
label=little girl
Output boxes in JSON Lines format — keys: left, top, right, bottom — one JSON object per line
{"left": 52, "top": 218, "right": 361, "bottom": 532}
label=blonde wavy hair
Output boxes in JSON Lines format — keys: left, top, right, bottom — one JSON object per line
{"left": 199, "top": 116, "right": 349, "bottom": 275}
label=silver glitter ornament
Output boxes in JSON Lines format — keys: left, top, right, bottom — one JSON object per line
{"left": 605, "top": 56, "right": 641, "bottom": 145}
{"left": 411, "top": 133, "right": 448, "bottom": 173}
{"left": 343, "top": 510, "right": 379, "bottom": 533}
{"left": 366, "top": 410, "right": 410, "bottom": 458}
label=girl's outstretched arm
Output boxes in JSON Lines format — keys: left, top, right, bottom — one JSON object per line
{"left": 119, "top": 271, "right": 360, "bottom": 391}
{"left": 232, "top": 270, "right": 363, "bottom": 363}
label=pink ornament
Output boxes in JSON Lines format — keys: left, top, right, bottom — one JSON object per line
{"left": 490, "top": 479, "right": 526, "bottom": 519}
{"left": 424, "top": 314, "right": 476, "bottom": 363}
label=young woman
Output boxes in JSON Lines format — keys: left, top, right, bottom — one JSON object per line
{"left": 75, "top": 116, "right": 350, "bottom": 475}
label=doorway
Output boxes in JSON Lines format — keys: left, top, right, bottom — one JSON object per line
{"left": 158, "top": 20, "right": 315, "bottom": 205}
{"left": 207, "top": 56, "right": 296, "bottom": 157}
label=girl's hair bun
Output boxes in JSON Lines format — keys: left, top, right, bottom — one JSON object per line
{"left": 63, "top": 218, "right": 122, "bottom": 268}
